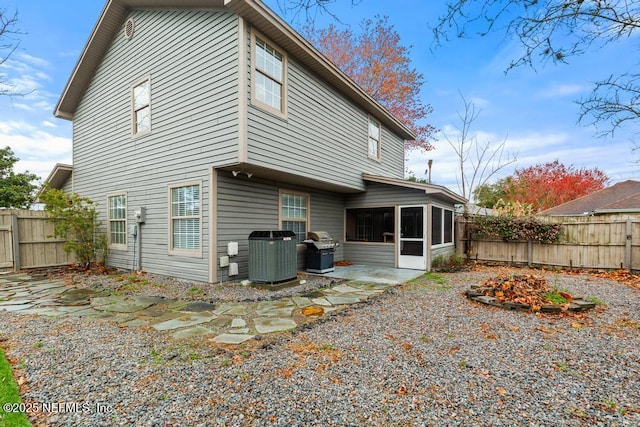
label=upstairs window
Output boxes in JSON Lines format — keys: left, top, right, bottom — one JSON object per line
{"left": 132, "top": 77, "right": 151, "bottom": 135}
{"left": 280, "top": 190, "right": 308, "bottom": 244}
{"left": 107, "top": 193, "right": 127, "bottom": 250}
{"left": 368, "top": 116, "right": 381, "bottom": 160}
{"left": 253, "top": 34, "right": 286, "bottom": 115}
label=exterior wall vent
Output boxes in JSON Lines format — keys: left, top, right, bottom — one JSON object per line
{"left": 124, "top": 18, "right": 135, "bottom": 40}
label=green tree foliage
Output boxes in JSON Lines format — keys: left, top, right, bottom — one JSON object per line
{"left": 473, "top": 178, "right": 510, "bottom": 208}
{"left": 39, "top": 188, "right": 107, "bottom": 269}
{"left": 0, "top": 146, "right": 39, "bottom": 208}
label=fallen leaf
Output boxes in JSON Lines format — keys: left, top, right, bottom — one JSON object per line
{"left": 496, "top": 387, "right": 506, "bottom": 395}
{"left": 448, "top": 345, "right": 461, "bottom": 355}
{"left": 302, "top": 306, "right": 324, "bottom": 316}
{"left": 535, "top": 326, "right": 556, "bottom": 334}
{"left": 571, "top": 322, "right": 583, "bottom": 329}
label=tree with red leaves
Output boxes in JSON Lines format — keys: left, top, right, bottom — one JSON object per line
{"left": 304, "top": 17, "right": 436, "bottom": 152}
{"left": 504, "top": 160, "right": 608, "bottom": 212}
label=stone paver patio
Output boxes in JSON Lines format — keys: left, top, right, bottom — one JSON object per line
{"left": 0, "top": 271, "right": 406, "bottom": 344}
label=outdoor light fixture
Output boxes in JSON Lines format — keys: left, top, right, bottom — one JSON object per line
{"left": 232, "top": 170, "right": 253, "bottom": 178}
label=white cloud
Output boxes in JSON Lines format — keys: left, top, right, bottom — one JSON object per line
{"left": 0, "top": 120, "right": 72, "bottom": 179}
{"left": 15, "top": 52, "right": 52, "bottom": 69}
{"left": 469, "top": 96, "right": 490, "bottom": 107}
{"left": 406, "top": 127, "right": 636, "bottom": 198}
{"left": 42, "top": 120, "right": 57, "bottom": 128}
{"left": 0, "top": 53, "right": 56, "bottom": 113}
{"left": 537, "top": 83, "right": 587, "bottom": 98}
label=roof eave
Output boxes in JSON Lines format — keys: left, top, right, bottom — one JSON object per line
{"left": 55, "top": 0, "right": 127, "bottom": 120}
{"left": 362, "top": 173, "right": 467, "bottom": 204}
{"left": 43, "top": 163, "right": 74, "bottom": 190}
{"left": 55, "top": 0, "right": 228, "bottom": 120}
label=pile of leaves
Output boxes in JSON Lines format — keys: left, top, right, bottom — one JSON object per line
{"left": 479, "top": 273, "right": 572, "bottom": 311}
{"left": 569, "top": 269, "right": 640, "bottom": 290}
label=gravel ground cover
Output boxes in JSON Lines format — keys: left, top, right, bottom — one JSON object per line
{"left": 0, "top": 266, "right": 639, "bottom": 426}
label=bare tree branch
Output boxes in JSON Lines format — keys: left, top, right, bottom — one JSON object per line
{"left": 275, "top": 0, "right": 362, "bottom": 25}
{"left": 443, "top": 93, "right": 517, "bottom": 205}
{"left": 432, "top": 1, "right": 640, "bottom": 137}
{"left": 0, "top": 8, "right": 21, "bottom": 98}
{"left": 433, "top": 0, "right": 640, "bottom": 70}
{"left": 579, "top": 73, "right": 640, "bottom": 137}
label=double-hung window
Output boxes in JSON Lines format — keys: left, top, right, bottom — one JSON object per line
{"left": 169, "top": 182, "right": 202, "bottom": 256}
{"left": 431, "top": 206, "right": 454, "bottom": 247}
{"left": 368, "top": 116, "right": 381, "bottom": 160}
{"left": 132, "top": 77, "right": 151, "bottom": 135}
{"left": 280, "top": 190, "right": 308, "bottom": 244}
{"left": 107, "top": 193, "right": 127, "bottom": 250}
{"left": 253, "top": 34, "right": 286, "bottom": 115}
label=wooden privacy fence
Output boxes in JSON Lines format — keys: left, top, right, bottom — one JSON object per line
{"left": 456, "top": 214, "right": 640, "bottom": 272}
{"left": 0, "top": 210, "right": 74, "bottom": 271}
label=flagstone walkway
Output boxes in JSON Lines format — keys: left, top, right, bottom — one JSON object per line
{"left": 0, "top": 272, "right": 398, "bottom": 344}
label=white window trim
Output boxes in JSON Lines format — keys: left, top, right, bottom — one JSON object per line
{"left": 431, "top": 204, "right": 455, "bottom": 249}
{"left": 131, "top": 75, "right": 152, "bottom": 137}
{"left": 368, "top": 115, "right": 381, "bottom": 161}
{"left": 278, "top": 189, "right": 310, "bottom": 245}
{"left": 107, "top": 191, "right": 128, "bottom": 251}
{"left": 168, "top": 180, "right": 203, "bottom": 257}
{"left": 251, "top": 30, "right": 288, "bottom": 119}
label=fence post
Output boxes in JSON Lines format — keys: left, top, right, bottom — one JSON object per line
{"left": 527, "top": 240, "right": 533, "bottom": 267}
{"left": 625, "top": 219, "right": 632, "bottom": 271}
{"left": 11, "top": 214, "right": 21, "bottom": 271}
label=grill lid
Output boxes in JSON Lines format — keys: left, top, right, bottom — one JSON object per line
{"left": 305, "top": 231, "right": 337, "bottom": 250}
{"left": 307, "top": 231, "right": 333, "bottom": 242}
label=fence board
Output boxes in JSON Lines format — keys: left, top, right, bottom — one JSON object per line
{"left": 458, "top": 215, "right": 640, "bottom": 272}
{"left": 0, "top": 210, "right": 74, "bottom": 270}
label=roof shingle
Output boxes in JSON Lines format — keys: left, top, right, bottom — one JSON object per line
{"left": 540, "top": 180, "right": 640, "bottom": 215}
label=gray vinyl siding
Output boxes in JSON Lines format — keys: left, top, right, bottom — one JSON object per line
{"left": 70, "top": 9, "right": 239, "bottom": 282}
{"left": 216, "top": 171, "right": 344, "bottom": 279}
{"left": 343, "top": 243, "right": 395, "bottom": 268}
{"left": 345, "top": 182, "right": 429, "bottom": 208}
{"left": 431, "top": 245, "right": 455, "bottom": 261}
{"left": 245, "top": 29, "right": 406, "bottom": 191}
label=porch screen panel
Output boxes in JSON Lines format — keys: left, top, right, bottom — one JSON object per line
{"left": 431, "top": 206, "right": 442, "bottom": 245}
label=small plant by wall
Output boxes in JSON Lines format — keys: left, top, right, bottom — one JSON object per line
{"left": 431, "top": 253, "right": 466, "bottom": 271}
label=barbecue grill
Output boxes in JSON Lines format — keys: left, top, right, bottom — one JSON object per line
{"left": 304, "top": 231, "right": 338, "bottom": 273}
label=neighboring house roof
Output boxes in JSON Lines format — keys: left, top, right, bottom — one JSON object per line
{"left": 362, "top": 174, "right": 468, "bottom": 205}
{"left": 539, "top": 180, "right": 640, "bottom": 216}
{"left": 54, "top": 0, "right": 416, "bottom": 141}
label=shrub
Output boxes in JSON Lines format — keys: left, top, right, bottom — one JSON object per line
{"left": 470, "top": 215, "right": 561, "bottom": 244}
{"left": 39, "top": 188, "right": 107, "bottom": 269}
{"left": 431, "top": 253, "right": 466, "bottom": 271}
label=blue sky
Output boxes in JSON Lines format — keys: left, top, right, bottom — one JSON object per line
{"left": 1, "top": 0, "right": 639, "bottom": 197}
